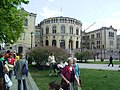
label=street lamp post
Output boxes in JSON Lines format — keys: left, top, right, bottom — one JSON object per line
{"left": 30, "top": 32, "right": 33, "bottom": 49}
{"left": 69, "top": 37, "right": 72, "bottom": 55}
{"left": 69, "top": 40, "right": 72, "bottom": 54}
{"left": 92, "top": 44, "right": 96, "bottom": 61}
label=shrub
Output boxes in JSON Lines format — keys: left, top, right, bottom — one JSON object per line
{"left": 74, "top": 50, "right": 92, "bottom": 62}
{"left": 29, "top": 46, "right": 70, "bottom": 65}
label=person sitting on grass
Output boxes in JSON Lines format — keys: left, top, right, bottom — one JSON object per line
{"left": 49, "top": 81, "right": 63, "bottom": 90}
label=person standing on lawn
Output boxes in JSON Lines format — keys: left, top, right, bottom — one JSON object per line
{"left": 108, "top": 55, "right": 114, "bottom": 67}
{"left": 48, "top": 53, "right": 56, "bottom": 76}
{"left": 73, "top": 58, "right": 82, "bottom": 90}
{"left": 60, "top": 57, "right": 80, "bottom": 90}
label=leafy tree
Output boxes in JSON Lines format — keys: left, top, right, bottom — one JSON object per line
{"left": 29, "top": 46, "right": 70, "bottom": 65}
{"left": 74, "top": 50, "right": 92, "bottom": 62}
{"left": 0, "top": 0, "right": 29, "bottom": 44}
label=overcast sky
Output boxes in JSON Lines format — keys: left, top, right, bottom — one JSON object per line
{"left": 22, "top": 0, "right": 120, "bottom": 35}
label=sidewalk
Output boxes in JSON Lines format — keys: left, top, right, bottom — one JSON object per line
{"left": 10, "top": 72, "right": 39, "bottom": 90}
{"left": 78, "top": 63, "right": 120, "bottom": 71}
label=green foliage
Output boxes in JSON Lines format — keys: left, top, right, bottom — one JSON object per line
{"left": 74, "top": 50, "right": 92, "bottom": 62}
{"left": 29, "top": 46, "right": 70, "bottom": 65}
{"left": 0, "top": 0, "right": 28, "bottom": 44}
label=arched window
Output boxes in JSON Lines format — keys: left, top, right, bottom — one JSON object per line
{"left": 18, "top": 46, "right": 23, "bottom": 53}
{"left": 25, "top": 18, "right": 28, "bottom": 26}
{"left": 69, "top": 40, "right": 73, "bottom": 50}
{"left": 52, "top": 40, "right": 56, "bottom": 46}
{"left": 76, "top": 41, "right": 79, "bottom": 49}
{"left": 46, "top": 26, "right": 49, "bottom": 34}
{"left": 52, "top": 25, "right": 57, "bottom": 34}
{"left": 45, "top": 40, "right": 49, "bottom": 46}
{"left": 69, "top": 26, "right": 73, "bottom": 34}
{"left": 76, "top": 28, "right": 79, "bottom": 35}
{"left": 60, "top": 40, "right": 65, "bottom": 49}
{"left": 61, "top": 25, "right": 65, "bottom": 34}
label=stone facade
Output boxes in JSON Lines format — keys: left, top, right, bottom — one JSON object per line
{"left": 8, "top": 11, "right": 36, "bottom": 54}
{"left": 39, "top": 16, "right": 82, "bottom": 50}
{"left": 83, "top": 26, "right": 117, "bottom": 59}
{"left": 35, "top": 26, "right": 40, "bottom": 47}
{"left": 117, "top": 35, "right": 120, "bottom": 49}
{"left": 85, "top": 26, "right": 117, "bottom": 50}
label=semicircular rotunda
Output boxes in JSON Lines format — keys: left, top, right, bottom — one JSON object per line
{"left": 39, "top": 16, "right": 82, "bottom": 50}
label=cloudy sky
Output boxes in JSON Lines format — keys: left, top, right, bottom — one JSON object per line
{"left": 22, "top": 0, "right": 120, "bottom": 35}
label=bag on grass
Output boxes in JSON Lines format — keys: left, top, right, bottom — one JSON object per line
{"left": 22, "top": 60, "right": 28, "bottom": 76}
{"left": 4, "top": 73, "right": 12, "bottom": 87}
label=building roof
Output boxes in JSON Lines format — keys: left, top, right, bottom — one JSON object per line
{"left": 86, "top": 26, "right": 117, "bottom": 34}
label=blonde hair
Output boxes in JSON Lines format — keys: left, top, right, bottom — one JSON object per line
{"left": 67, "top": 57, "right": 73, "bottom": 63}
{"left": 20, "top": 53, "right": 24, "bottom": 59}
{"left": 73, "top": 58, "right": 77, "bottom": 61}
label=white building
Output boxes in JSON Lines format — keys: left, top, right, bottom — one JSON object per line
{"left": 84, "top": 26, "right": 117, "bottom": 59}
{"left": 39, "top": 16, "right": 82, "bottom": 50}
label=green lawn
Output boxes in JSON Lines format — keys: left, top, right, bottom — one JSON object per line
{"left": 29, "top": 65, "right": 120, "bottom": 90}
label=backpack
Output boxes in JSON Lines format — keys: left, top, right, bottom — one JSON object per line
{"left": 22, "top": 60, "right": 28, "bottom": 76}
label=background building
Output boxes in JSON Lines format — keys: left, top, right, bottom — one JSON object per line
{"left": 7, "top": 11, "right": 36, "bottom": 54}
{"left": 83, "top": 26, "right": 117, "bottom": 59}
{"left": 39, "top": 16, "right": 82, "bottom": 52}
{"left": 117, "top": 35, "right": 120, "bottom": 49}
{"left": 35, "top": 25, "right": 40, "bottom": 47}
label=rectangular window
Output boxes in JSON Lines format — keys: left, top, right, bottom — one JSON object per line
{"left": 91, "top": 34, "right": 94, "bottom": 39}
{"left": 76, "top": 29, "right": 79, "bottom": 35}
{"left": 96, "top": 33, "right": 100, "bottom": 38}
{"left": 46, "top": 28, "right": 49, "bottom": 34}
{"left": 109, "top": 32, "right": 114, "bottom": 37}
{"left": 97, "top": 41, "right": 100, "bottom": 44}
{"left": 25, "top": 19, "right": 28, "bottom": 26}
{"left": 87, "top": 35, "right": 89, "bottom": 39}
{"left": 82, "top": 36, "right": 85, "bottom": 40}
{"left": 110, "top": 40, "right": 113, "bottom": 46}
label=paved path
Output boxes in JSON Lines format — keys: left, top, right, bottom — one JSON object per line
{"left": 10, "top": 72, "right": 39, "bottom": 90}
{"left": 78, "top": 63, "right": 120, "bottom": 71}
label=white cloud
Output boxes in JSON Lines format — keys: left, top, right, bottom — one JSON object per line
{"left": 40, "top": 6, "right": 63, "bottom": 19}
{"left": 97, "top": 17, "right": 120, "bottom": 29}
{"left": 83, "top": 17, "right": 120, "bottom": 35}
{"left": 112, "top": 12, "right": 120, "bottom": 17}
{"left": 48, "top": 0, "right": 54, "bottom": 2}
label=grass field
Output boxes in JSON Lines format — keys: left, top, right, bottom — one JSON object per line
{"left": 29, "top": 65, "right": 120, "bottom": 90}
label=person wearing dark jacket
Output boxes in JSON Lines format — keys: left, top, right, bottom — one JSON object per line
{"left": 15, "top": 53, "right": 27, "bottom": 90}
{"left": 60, "top": 57, "right": 80, "bottom": 90}
{"left": 108, "top": 55, "right": 114, "bottom": 67}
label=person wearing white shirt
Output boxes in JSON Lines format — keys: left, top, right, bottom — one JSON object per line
{"left": 48, "top": 53, "right": 56, "bottom": 76}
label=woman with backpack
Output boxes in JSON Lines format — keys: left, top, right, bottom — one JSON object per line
{"left": 15, "top": 53, "right": 28, "bottom": 90}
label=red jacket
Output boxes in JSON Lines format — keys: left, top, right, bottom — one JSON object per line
{"left": 7, "top": 58, "right": 15, "bottom": 65}
{"left": 61, "top": 65, "right": 75, "bottom": 81}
